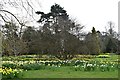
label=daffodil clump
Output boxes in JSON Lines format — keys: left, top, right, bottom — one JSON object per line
{"left": 0, "top": 67, "right": 23, "bottom": 78}
{"left": 73, "top": 60, "right": 119, "bottom": 72}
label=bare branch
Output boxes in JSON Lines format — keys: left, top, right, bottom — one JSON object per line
{"left": 0, "top": 9, "right": 24, "bottom": 26}
{"left": 0, "top": 14, "right": 10, "bottom": 23}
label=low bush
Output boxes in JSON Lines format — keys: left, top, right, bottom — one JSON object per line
{"left": 20, "top": 63, "right": 45, "bottom": 70}
{"left": 2, "top": 63, "right": 18, "bottom": 69}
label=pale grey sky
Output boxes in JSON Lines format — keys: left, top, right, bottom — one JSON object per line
{"left": 39, "top": 0, "right": 119, "bottom": 32}
{"left": 0, "top": 0, "right": 119, "bottom": 32}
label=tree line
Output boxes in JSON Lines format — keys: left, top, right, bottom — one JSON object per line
{"left": 1, "top": 4, "right": 119, "bottom": 59}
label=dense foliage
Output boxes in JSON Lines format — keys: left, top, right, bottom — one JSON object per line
{"left": 1, "top": 4, "right": 120, "bottom": 60}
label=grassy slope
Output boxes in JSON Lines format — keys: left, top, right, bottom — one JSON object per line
{"left": 22, "top": 67, "right": 118, "bottom": 78}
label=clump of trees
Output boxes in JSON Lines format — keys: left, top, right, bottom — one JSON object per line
{"left": 2, "top": 22, "right": 27, "bottom": 56}
{"left": 1, "top": 4, "right": 120, "bottom": 59}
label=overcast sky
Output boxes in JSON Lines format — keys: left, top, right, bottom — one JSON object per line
{"left": 0, "top": 0, "right": 119, "bottom": 32}
{"left": 39, "top": 0, "right": 119, "bottom": 32}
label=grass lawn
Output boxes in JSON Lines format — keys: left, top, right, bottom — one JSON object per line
{"left": 22, "top": 67, "right": 118, "bottom": 78}
{"left": 2, "top": 54, "right": 119, "bottom": 79}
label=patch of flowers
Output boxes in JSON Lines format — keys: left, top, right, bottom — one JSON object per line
{"left": 1, "top": 55, "right": 119, "bottom": 79}
{"left": 72, "top": 60, "right": 119, "bottom": 72}
{"left": 2, "top": 58, "right": 119, "bottom": 72}
{"left": 0, "top": 67, "right": 23, "bottom": 78}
